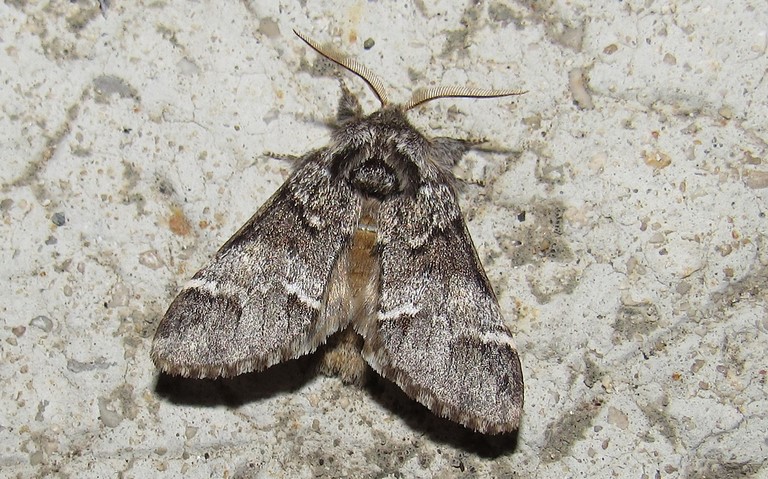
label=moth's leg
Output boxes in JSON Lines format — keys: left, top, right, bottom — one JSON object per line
{"left": 263, "top": 151, "right": 304, "bottom": 164}
{"left": 435, "top": 137, "right": 519, "bottom": 187}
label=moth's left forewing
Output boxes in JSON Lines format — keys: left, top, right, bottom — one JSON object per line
{"left": 358, "top": 144, "right": 523, "bottom": 434}
{"left": 151, "top": 150, "right": 362, "bottom": 378}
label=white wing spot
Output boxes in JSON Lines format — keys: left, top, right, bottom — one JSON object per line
{"left": 478, "top": 331, "right": 517, "bottom": 350}
{"left": 183, "top": 278, "right": 248, "bottom": 304}
{"left": 183, "top": 278, "right": 217, "bottom": 294}
{"left": 378, "top": 304, "right": 421, "bottom": 321}
{"left": 282, "top": 281, "right": 322, "bottom": 310}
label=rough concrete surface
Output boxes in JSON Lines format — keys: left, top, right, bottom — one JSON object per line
{"left": 1, "top": 1, "right": 766, "bottom": 478}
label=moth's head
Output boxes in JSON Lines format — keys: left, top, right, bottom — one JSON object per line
{"left": 294, "top": 30, "right": 526, "bottom": 119}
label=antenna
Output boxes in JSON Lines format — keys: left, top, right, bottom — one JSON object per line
{"left": 294, "top": 30, "right": 527, "bottom": 110}
{"left": 404, "top": 86, "right": 527, "bottom": 110}
{"left": 294, "top": 30, "right": 390, "bottom": 106}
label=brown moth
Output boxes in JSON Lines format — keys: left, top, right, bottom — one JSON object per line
{"left": 151, "top": 30, "right": 524, "bottom": 434}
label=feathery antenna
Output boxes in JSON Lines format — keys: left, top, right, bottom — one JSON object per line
{"left": 294, "top": 30, "right": 390, "bottom": 106}
{"left": 404, "top": 86, "right": 527, "bottom": 110}
{"left": 294, "top": 30, "right": 526, "bottom": 110}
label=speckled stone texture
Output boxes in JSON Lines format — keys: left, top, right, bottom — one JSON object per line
{"left": 1, "top": 1, "right": 766, "bottom": 478}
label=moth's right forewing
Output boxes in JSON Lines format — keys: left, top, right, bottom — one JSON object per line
{"left": 360, "top": 179, "right": 524, "bottom": 434}
{"left": 151, "top": 152, "right": 361, "bottom": 379}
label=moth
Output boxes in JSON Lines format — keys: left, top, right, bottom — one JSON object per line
{"left": 151, "top": 31, "right": 525, "bottom": 434}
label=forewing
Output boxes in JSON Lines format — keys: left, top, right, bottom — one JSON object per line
{"left": 151, "top": 155, "right": 361, "bottom": 378}
{"left": 360, "top": 181, "right": 523, "bottom": 434}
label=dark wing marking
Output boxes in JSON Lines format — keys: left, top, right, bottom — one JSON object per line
{"left": 151, "top": 153, "right": 361, "bottom": 378}
{"left": 359, "top": 181, "right": 523, "bottom": 434}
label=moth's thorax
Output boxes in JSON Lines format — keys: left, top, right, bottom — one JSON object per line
{"left": 331, "top": 106, "right": 427, "bottom": 199}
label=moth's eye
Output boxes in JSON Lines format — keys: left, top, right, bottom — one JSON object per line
{"left": 348, "top": 158, "right": 401, "bottom": 198}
